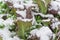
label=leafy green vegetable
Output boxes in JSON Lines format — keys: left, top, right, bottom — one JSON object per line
{"left": 0, "top": 2, "right": 16, "bottom": 19}
{"left": 41, "top": 21, "right": 51, "bottom": 26}
{"left": 35, "top": 15, "right": 42, "bottom": 23}
{"left": 54, "top": 14, "right": 60, "bottom": 20}
{"left": 53, "top": 27, "right": 59, "bottom": 40}
{"left": 34, "top": 0, "right": 51, "bottom": 14}
{"left": 0, "top": 36, "right": 2, "bottom": 40}
{"left": 9, "top": 24, "right": 16, "bottom": 31}
{"left": 0, "top": 24, "right": 4, "bottom": 28}
{"left": 16, "top": 20, "right": 32, "bottom": 40}
{"left": 54, "top": 36, "right": 58, "bottom": 40}
{"left": 9, "top": 8, "right": 17, "bottom": 19}
{"left": 0, "top": 2, "right": 9, "bottom": 14}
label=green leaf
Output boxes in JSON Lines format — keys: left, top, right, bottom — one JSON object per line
{"left": 35, "top": 15, "right": 42, "bottom": 23}
{"left": 9, "top": 8, "right": 17, "bottom": 19}
{"left": 9, "top": 24, "right": 16, "bottom": 31}
{"left": 0, "top": 36, "right": 2, "bottom": 40}
{"left": 0, "top": 24, "right": 4, "bottom": 28}
{"left": 54, "top": 36, "right": 58, "bottom": 40}
{"left": 41, "top": 21, "right": 51, "bottom": 26}
{"left": 16, "top": 20, "right": 32, "bottom": 39}
{"left": 35, "top": 0, "right": 46, "bottom": 14}
{"left": 34, "top": 0, "right": 51, "bottom": 14}
{"left": 0, "top": 2, "right": 9, "bottom": 14}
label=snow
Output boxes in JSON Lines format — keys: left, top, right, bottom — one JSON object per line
{"left": 49, "top": 1, "right": 59, "bottom": 11}
{"left": 16, "top": 10, "right": 26, "bottom": 18}
{"left": 17, "top": 17, "right": 32, "bottom": 22}
{"left": 13, "top": 36, "right": 20, "bottom": 40}
{"left": 56, "top": 0, "right": 60, "bottom": 2}
{"left": 30, "top": 26, "right": 53, "bottom": 40}
{"left": 0, "top": 19, "right": 4, "bottom": 27}
{"left": 50, "top": 18, "right": 60, "bottom": 29}
{"left": 58, "top": 11, "right": 60, "bottom": 15}
{"left": 57, "top": 31, "right": 60, "bottom": 36}
{"left": 32, "top": 14, "right": 37, "bottom": 25}
{"left": 0, "top": 0, "right": 60, "bottom": 40}
{"left": 0, "top": 14, "right": 4, "bottom": 18}
{"left": 49, "top": 0, "right": 60, "bottom": 15}
{"left": 0, "top": 16, "right": 20, "bottom": 40}
{"left": 0, "top": 14, "right": 20, "bottom": 40}
{"left": 3, "top": 18, "right": 14, "bottom": 26}
{"left": 33, "top": 13, "right": 54, "bottom": 18}
{"left": 42, "top": 19, "right": 51, "bottom": 22}
{"left": 51, "top": 18, "right": 58, "bottom": 23}
{"left": 51, "top": 21, "right": 60, "bottom": 29}
{"left": 0, "top": 27, "right": 20, "bottom": 40}
{"left": 13, "top": 3, "right": 24, "bottom": 9}
{"left": 0, "top": 0, "right": 4, "bottom": 2}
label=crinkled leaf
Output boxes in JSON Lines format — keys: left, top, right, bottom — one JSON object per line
{"left": 0, "top": 36, "right": 2, "bottom": 40}
{"left": 16, "top": 20, "right": 32, "bottom": 39}
{"left": 34, "top": 0, "right": 51, "bottom": 14}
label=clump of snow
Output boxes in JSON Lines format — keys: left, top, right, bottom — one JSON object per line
{"left": 30, "top": 26, "right": 53, "bottom": 40}
{"left": 33, "top": 13, "right": 54, "bottom": 18}
{"left": 58, "top": 11, "right": 60, "bottom": 15}
{"left": 56, "top": 0, "right": 60, "bottom": 2}
{"left": 50, "top": 18, "right": 60, "bottom": 29}
{"left": 0, "top": 19, "right": 4, "bottom": 28}
{"left": 51, "top": 21, "right": 60, "bottom": 29}
{"left": 51, "top": 18, "right": 58, "bottom": 23}
{"left": 0, "top": 27, "right": 20, "bottom": 40}
{"left": 0, "top": 14, "right": 20, "bottom": 40}
{"left": 17, "top": 17, "right": 32, "bottom": 22}
{"left": 13, "top": 36, "right": 20, "bottom": 40}
{"left": 13, "top": 3, "right": 24, "bottom": 9}
{"left": 3, "top": 18, "right": 14, "bottom": 26}
{"left": 49, "top": 1, "right": 59, "bottom": 11}
{"left": 16, "top": 10, "right": 26, "bottom": 18}
{"left": 0, "top": 0, "right": 4, "bottom": 2}
{"left": 0, "top": 13, "right": 20, "bottom": 40}
{"left": 42, "top": 19, "right": 51, "bottom": 22}
{"left": 0, "top": 19, "right": 4, "bottom": 23}
{"left": 49, "top": 0, "right": 60, "bottom": 15}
